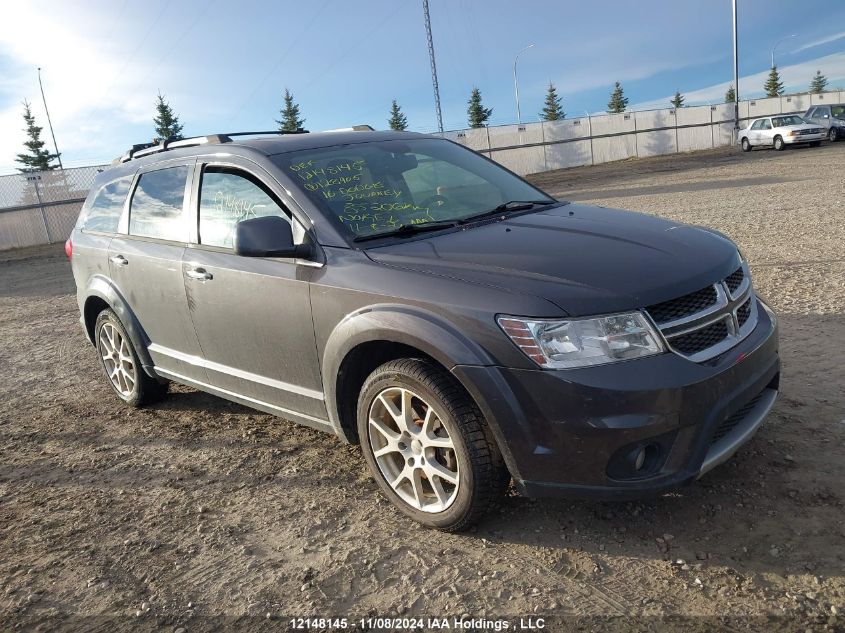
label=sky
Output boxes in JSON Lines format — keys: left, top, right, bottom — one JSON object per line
{"left": 2, "top": 0, "right": 845, "bottom": 174}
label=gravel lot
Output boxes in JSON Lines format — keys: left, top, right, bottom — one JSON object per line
{"left": 1, "top": 143, "right": 844, "bottom": 632}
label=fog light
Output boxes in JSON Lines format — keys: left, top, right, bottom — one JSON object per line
{"left": 633, "top": 447, "right": 647, "bottom": 471}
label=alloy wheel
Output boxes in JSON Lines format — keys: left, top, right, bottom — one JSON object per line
{"left": 98, "top": 322, "right": 136, "bottom": 397}
{"left": 367, "top": 387, "right": 460, "bottom": 513}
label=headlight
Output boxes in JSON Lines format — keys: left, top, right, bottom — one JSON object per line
{"left": 786, "top": 131, "right": 796, "bottom": 137}
{"left": 498, "top": 312, "right": 665, "bottom": 369}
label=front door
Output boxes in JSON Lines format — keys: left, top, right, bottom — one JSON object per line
{"left": 108, "top": 160, "right": 206, "bottom": 381}
{"left": 182, "top": 160, "right": 326, "bottom": 422}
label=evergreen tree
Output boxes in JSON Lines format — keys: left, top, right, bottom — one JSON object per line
{"left": 607, "top": 81, "right": 628, "bottom": 114}
{"left": 725, "top": 84, "right": 736, "bottom": 103}
{"left": 15, "top": 101, "right": 58, "bottom": 172}
{"left": 809, "top": 70, "right": 829, "bottom": 94}
{"left": 153, "top": 93, "right": 184, "bottom": 141}
{"left": 540, "top": 82, "right": 565, "bottom": 121}
{"left": 670, "top": 91, "right": 685, "bottom": 109}
{"left": 387, "top": 99, "right": 408, "bottom": 131}
{"left": 467, "top": 87, "right": 492, "bottom": 128}
{"left": 277, "top": 88, "right": 305, "bottom": 132}
{"left": 764, "top": 66, "right": 784, "bottom": 97}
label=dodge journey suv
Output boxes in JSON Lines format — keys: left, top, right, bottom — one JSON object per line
{"left": 68, "top": 128, "right": 780, "bottom": 531}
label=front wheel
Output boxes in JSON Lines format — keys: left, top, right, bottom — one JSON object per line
{"left": 357, "top": 359, "right": 508, "bottom": 531}
{"left": 741, "top": 137, "right": 752, "bottom": 152}
{"left": 829, "top": 127, "right": 839, "bottom": 142}
{"left": 773, "top": 136, "right": 785, "bottom": 151}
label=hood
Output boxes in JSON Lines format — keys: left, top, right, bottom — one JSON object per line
{"left": 780, "top": 123, "right": 822, "bottom": 131}
{"left": 365, "top": 204, "right": 741, "bottom": 316}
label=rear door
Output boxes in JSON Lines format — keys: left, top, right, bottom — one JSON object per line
{"left": 759, "top": 118, "right": 774, "bottom": 144}
{"left": 108, "top": 159, "right": 207, "bottom": 381}
{"left": 181, "top": 158, "right": 326, "bottom": 422}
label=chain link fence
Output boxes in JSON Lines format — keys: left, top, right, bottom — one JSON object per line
{"left": 0, "top": 165, "right": 107, "bottom": 251}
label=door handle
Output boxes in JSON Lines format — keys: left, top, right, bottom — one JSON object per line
{"left": 185, "top": 267, "right": 213, "bottom": 281}
{"left": 110, "top": 254, "right": 128, "bottom": 266}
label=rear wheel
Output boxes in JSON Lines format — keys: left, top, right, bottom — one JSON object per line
{"left": 741, "top": 137, "right": 752, "bottom": 152}
{"left": 94, "top": 309, "right": 168, "bottom": 407}
{"left": 829, "top": 127, "right": 839, "bottom": 142}
{"left": 773, "top": 135, "right": 785, "bottom": 151}
{"left": 357, "top": 358, "right": 508, "bottom": 531}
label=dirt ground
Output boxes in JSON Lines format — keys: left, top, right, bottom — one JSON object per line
{"left": 1, "top": 143, "right": 844, "bottom": 632}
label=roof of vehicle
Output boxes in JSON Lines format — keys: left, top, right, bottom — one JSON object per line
{"left": 95, "top": 129, "right": 440, "bottom": 185}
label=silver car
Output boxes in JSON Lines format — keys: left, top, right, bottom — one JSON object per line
{"left": 739, "top": 115, "right": 825, "bottom": 152}
{"left": 803, "top": 104, "right": 845, "bottom": 142}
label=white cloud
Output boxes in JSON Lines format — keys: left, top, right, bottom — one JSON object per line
{"left": 793, "top": 31, "right": 845, "bottom": 53}
{"left": 630, "top": 52, "right": 845, "bottom": 112}
{"left": 0, "top": 3, "right": 177, "bottom": 173}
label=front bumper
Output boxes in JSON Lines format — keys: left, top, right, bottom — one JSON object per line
{"left": 452, "top": 297, "right": 779, "bottom": 500}
{"left": 784, "top": 133, "right": 825, "bottom": 143}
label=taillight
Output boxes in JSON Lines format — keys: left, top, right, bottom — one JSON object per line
{"left": 64, "top": 237, "right": 72, "bottom": 259}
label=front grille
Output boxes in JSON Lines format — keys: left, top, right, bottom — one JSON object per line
{"left": 670, "top": 319, "right": 729, "bottom": 355}
{"left": 737, "top": 297, "right": 752, "bottom": 327}
{"left": 724, "top": 266, "right": 744, "bottom": 294}
{"left": 645, "top": 263, "right": 757, "bottom": 362}
{"left": 710, "top": 391, "right": 765, "bottom": 446}
{"left": 646, "top": 285, "right": 718, "bottom": 324}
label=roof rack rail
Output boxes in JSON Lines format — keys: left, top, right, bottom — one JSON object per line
{"left": 114, "top": 129, "right": 311, "bottom": 164}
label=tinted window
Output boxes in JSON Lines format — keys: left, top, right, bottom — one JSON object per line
{"left": 817, "top": 106, "right": 830, "bottom": 117}
{"left": 82, "top": 176, "right": 132, "bottom": 232}
{"left": 806, "top": 108, "right": 816, "bottom": 118}
{"left": 832, "top": 105, "right": 845, "bottom": 118}
{"left": 272, "top": 138, "right": 552, "bottom": 239}
{"left": 128, "top": 166, "right": 188, "bottom": 241}
{"left": 198, "top": 168, "right": 289, "bottom": 248}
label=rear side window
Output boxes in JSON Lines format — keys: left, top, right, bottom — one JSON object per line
{"left": 82, "top": 176, "right": 132, "bottom": 232}
{"left": 129, "top": 166, "right": 189, "bottom": 241}
{"left": 832, "top": 105, "right": 845, "bottom": 118}
{"left": 198, "top": 167, "right": 289, "bottom": 248}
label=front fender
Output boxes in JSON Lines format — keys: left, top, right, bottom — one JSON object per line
{"left": 84, "top": 274, "right": 155, "bottom": 374}
{"left": 321, "top": 304, "right": 495, "bottom": 434}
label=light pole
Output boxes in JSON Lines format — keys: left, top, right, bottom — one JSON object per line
{"left": 771, "top": 34, "right": 796, "bottom": 69}
{"left": 513, "top": 44, "right": 534, "bottom": 125}
{"left": 37, "top": 67, "right": 63, "bottom": 170}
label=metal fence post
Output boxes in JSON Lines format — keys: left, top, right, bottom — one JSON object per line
{"left": 29, "top": 172, "right": 52, "bottom": 244}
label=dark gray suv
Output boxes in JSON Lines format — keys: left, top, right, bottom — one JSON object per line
{"left": 68, "top": 129, "right": 780, "bottom": 530}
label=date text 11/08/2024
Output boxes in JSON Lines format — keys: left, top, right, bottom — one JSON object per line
{"left": 288, "top": 616, "right": 547, "bottom": 630}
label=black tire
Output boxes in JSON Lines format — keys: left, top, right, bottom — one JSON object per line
{"left": 94, "top": 309, "right": 168, "bottom": 407}
{"left": 356, "top": 358, "right": 508, "bottom": 531}
{"left": 773, "top": 135, "right": 785, "bottom": 151}
{"left": 741, "top": 137, "right": 752, "bottom": 152}
{"left": 809, "top": 141, "right": 821, "bottom": 147}
{"left": 829, "top": 127, "right": 839, "bottom": 142}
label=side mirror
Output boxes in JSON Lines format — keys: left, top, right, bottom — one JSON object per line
{"left": 234, "top": 215, "right": 311, "bottom": 258}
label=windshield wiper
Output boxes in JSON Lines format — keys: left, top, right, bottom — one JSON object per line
{"left": 352, "top": 220, "right": 458, "bottom": 243}
{"left": 457, "top": 199, "right": 556, "bottom": 224}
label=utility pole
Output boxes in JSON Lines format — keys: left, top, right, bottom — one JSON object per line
{"left": 513, "top": 44, "right": 534, "bottom": 125}
{"left": 771, "top": 34, "right": 796, "bottom": 69}
{"left": 422, "top": 0, "right": 444, "bottom": 134}
{"left": 732, "top": 0, "right": 739, "bottom": 132}
{"left": 37, "top": 67, "right": 63, "bottom": 170}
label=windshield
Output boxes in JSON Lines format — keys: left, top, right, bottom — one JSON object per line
{"left": 772, "top": 115, "right": 805, "bottom": 127}
{"left": 272, "top": 138, "right": 555, "bottom": 240}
